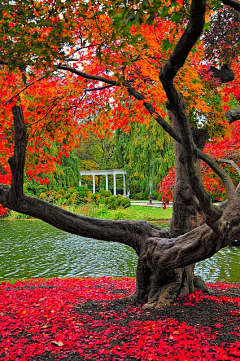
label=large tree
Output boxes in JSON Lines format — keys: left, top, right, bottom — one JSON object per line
{"left": 0, "top": 0, "right": 240, "bottom": 309}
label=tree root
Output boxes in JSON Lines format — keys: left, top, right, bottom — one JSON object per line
{"left": 121, "top": 259, "right": 210, "bottom": 310}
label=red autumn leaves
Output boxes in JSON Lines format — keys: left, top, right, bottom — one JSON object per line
{"left": 0, "top": 277, "right": 240, "bottom": 360}
{"left": 158, "top": 121, "right": 240, "bottom": 204}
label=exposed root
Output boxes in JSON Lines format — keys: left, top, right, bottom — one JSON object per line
{"left": 123, "top": 251, "right": 211, "bottom": 310}
{"left": 194, "top": 275, "right": 211, "bottom": 293}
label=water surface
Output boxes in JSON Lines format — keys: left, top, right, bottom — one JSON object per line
{"left": 0, "top": 220, "right": 239, "bottom": 283}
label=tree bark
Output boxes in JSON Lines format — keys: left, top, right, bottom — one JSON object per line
{"left": 169, "top": 112, "right": 206, "bottom": 237}
{"left": 168, "top": 116, "right": 207, "bottom": 301}
{"left": 126, "top": 113, "right": 208, "bottom": 309}
{"left": 225, "top": 108, "right": 240, "bottom": 123}
{"left": 208, "top": 65, "right": 234, "bottom": 83}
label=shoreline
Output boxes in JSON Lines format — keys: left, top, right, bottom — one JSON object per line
{"left": 0, "top": 217, "right": 171, "bottom": 222}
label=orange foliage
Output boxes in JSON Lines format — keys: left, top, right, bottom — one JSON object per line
{"left": 0, "top": 1, "right": 239, "bottom": 215}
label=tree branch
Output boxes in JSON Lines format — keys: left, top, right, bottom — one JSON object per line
{"left": 58, "top": 58, "right": 182, "bottom": 143}
{"left": 208, "top": 65, "right": 234, "bottom": 83}
{"left": 217, "top": 158, "right": 240, "bottom": 195}
{"left": 146, "top": 200, "right": 240, "bottom": 271}
{"left": 58, "top": 63, "right": 182, "bottom": 144}
{"left": 0, "top": 103, "right": 168, "bottom": 256}
{"left": 124, "top": 82, "right": 182, "bottom": 143}
{"left": 84, "top": 84, "right": 115, "bottom": 92}
{"left": 4, "top": 76, "right": 45, "bottom": 105}
{"left": 198, "top": 150, "right": 236, "bottom": 200}
{"left": 160, "top": 0, "right": 206, "bottom": 86}
{"left": 221, "top": 0, "right": 240, "bottom": 11}
{"left": 8, "top": 105, "right": 26, "bottom": 204}
{"left": 159, "top": 0, "right": 206, "bottom": 151}
{"left": 225, "top": 108, "right": 240, "bottom": 123}
{"left": 158, "top": 0, "right": 238, "bottom": 228}
{"left": 159, "top": 0, "right": 224, "bottom": 227}
{"left": 58, "top": 63, "right": 117, "bottom": 86}
{"left": 0, "top": 184, "right": 168, "bottom": 255}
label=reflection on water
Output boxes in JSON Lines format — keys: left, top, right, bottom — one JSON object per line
{"left": 0, "top": 220, "right": 239, "bottom": 283}
{"left": 195, "top": 246, "right": 240, "bottom": 283}
{"left": 0, "top": 220, "right": 137, "bottom": 280}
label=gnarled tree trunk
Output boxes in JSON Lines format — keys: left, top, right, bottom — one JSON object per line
{"left": 127, "top": 113, "right": 208, "bottom": 309}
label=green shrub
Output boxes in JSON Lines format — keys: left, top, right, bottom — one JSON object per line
{"left": 76, "top": 186, "right": 88, "bottom": 198}
{"left": 37, "top": 185, "right": 48, "bottom": 193}
{"left": 121, "top": 198, "right": 131, "bottom": 208}
{"left": 142, "top": 191, "right": 150, "bottom": 200}
{"left": 39, "top": 192, "right": 47, "bottom": 199}
{"left": 99, "top": 189, "right": 112, "bottom": 198}
{"left": 24, "top": 183, "right": 130, "bottom": 210}
{"left": 116, "top": 195, "right": 131, "bottom": 208}
{"left": 75, "top": 194, "right": 87, "bottom": 205}
{"left": 57, "top": 189, "right": 65, "bottom": 195}
{"left": 133, "top": 192, "right": 143, "bottom": 200}
{"left": 106, "top": 196, "right": 118, "bottom": 209}
{"left": 91, "top": 193, "right": 100, "bottom": 204}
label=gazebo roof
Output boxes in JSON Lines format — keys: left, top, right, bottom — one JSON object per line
{"left": 79, "top": 169, "right": 126, "bottom": 176}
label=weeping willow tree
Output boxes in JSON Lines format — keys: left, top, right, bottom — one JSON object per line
{"left": 116, "top": 119, "right": 174, "bottom": 199}
{"left": 24, "top": 151, "right": 80, "bottom": 195}
{"left": 51, "top": 153, "right": 80, "bottom": 189}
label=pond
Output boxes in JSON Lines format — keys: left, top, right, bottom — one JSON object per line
{"left": 0, "top": 220, "right": 239, "bottom": 283}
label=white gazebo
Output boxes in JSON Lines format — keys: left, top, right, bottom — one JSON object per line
{"left": 79, "top": 169, "right": 128, "bottom": 196}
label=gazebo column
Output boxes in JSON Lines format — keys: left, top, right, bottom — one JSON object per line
{"left": 92, "top": 174, "right": 96, "bottom": 194}
{"left": 113, "top": 173, "right": 117, "bottom": 196}
{"left": 123, "top": 173, "right": 126, "bottom": 196}
{"left": 105, "top": 174, "right": 109, "bottom": 191}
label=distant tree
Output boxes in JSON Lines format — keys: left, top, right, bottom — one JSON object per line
{"left": 116, "top": 119, "right": 174, "bottom": 199}
{"left": 77, "top": 132, "right": 118, "bottom": 171}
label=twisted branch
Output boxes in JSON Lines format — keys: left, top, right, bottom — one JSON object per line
{"left": 159, "top": 0, "right": 237, "bottom": 228}
{"left": 221, "top": 0, "right": 240, "bottom": 11}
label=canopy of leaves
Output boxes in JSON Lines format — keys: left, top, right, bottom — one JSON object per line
{"left": 204, "top": 5, "right": 240, "bottom": 65}
{"left": 0, "top": 0, "right": 239, "bottom": 214}
{"left": 159, "top": 120, "right": 240, "bottom": 203}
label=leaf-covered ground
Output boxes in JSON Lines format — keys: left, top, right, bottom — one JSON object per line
{"left": 0, "top": 277, "right": 240, "bottom": 360}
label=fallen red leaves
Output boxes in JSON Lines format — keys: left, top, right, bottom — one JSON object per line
{"left": 0, "top": 278, "right": 240, "bottom": 360}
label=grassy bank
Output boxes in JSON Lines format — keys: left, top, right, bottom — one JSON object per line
{"left": 75, "top": 204, "right": 172, "bottom": 221}
{"left": 5, "top": 204, "right": 172, "bottom": 222}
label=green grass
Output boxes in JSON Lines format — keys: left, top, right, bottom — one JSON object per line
{"left": 76, "top": 204, "right": 172, "bottom": 221}
{"left": 4, "top": 211, "right": 32, "bottom": 220}
{"left": 4, "top": 204, "right": 172, "bottom": 222}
